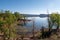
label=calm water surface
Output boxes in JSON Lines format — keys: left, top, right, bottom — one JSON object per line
{"left": 25, "top": 17, "right": 48, "bottom": 30}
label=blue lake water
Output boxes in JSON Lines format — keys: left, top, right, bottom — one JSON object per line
{"left": 25, "top": 17, "right": 48, "bottom": 30}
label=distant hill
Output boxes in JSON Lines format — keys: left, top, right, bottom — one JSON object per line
{"left": 20, "top": 14, "right": 39, "bottom": 17}
{"left": 20, "top": 14, "right": 49, "bottom": 18}
{"left": 39, "top": 14, "right": 49, "bottom": 18}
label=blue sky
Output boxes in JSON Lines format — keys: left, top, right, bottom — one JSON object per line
{"left": 0, "top": 0, "right": 60, "bottom": 14}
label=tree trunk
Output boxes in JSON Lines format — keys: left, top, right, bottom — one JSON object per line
{"left": 56, "top": 25, "right": 59, "bottom": 32}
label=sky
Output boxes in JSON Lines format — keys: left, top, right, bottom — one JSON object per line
{"left": 0, "top": 0, "right": 60, "bottom": 14}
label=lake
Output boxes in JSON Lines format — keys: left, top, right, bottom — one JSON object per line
{"left": 25, "top": 17, "right": 48, "bottom": 30}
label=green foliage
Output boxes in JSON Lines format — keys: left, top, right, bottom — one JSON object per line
{"left": 0, "top": 21, "right": 4, "bottom": 32}
{"left": 50, "top": 12, "right": 60, "bottom": 29}
{"left": 0, "top": 10, "right": 23, "bottom": 39}
{"left": 14, "top": 12, "right": 23, "bottom": 19}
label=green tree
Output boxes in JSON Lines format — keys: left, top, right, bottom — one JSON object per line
{"left": 14, "top": 12, "right": 23, "bottom": 20}
{"left": 50, "top": 12, "right": 60, "bottom": 31}
{"left": 0, "top": 10, "right": 25, "bottom": 40}
{"left": 4, "top": 10, "right": 16, "bottom": 40}
{"left": 0, "top": 10, "right": 17, "bottom": 40}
